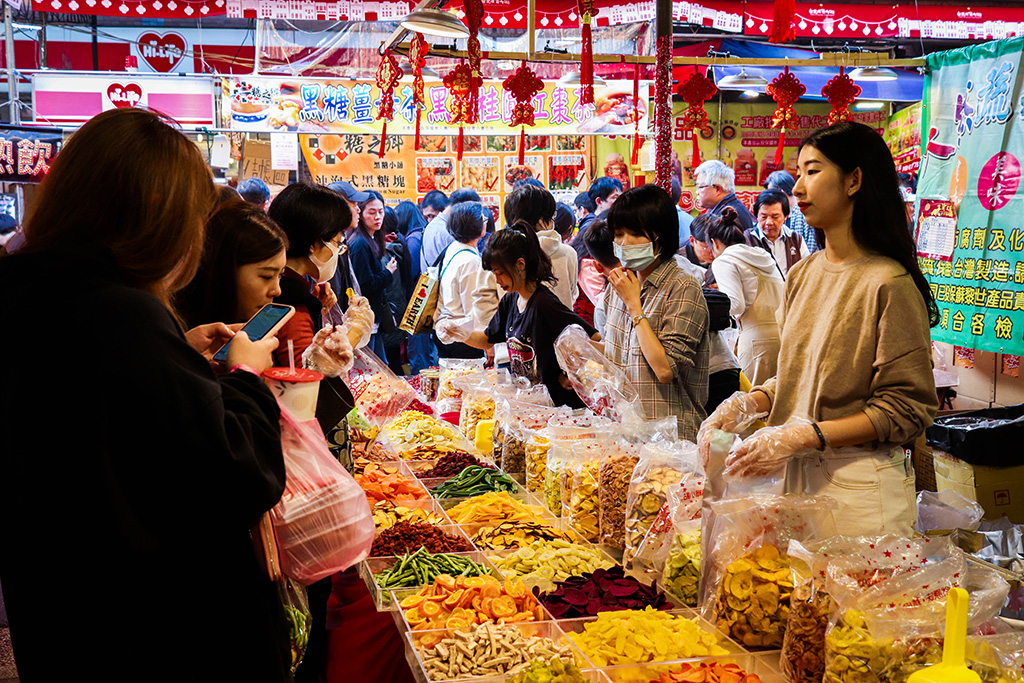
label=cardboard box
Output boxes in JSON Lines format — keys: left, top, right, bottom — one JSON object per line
{"left": 912, "top": 436, "right": 936, "bottom": 492}
{"left": 933, "top": 448, "right": 1024, "bottom": 523}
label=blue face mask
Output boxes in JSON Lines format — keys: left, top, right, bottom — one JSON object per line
{"left": 613, "top": 241, "right": 657, "bottom": 271}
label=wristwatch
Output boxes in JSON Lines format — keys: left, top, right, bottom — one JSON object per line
{"left": 632, "top": 313, "right": 648, "bottom": 327}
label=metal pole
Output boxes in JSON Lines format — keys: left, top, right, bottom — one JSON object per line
{"left": 39, "top": 13, "right": 47, "bottom": 69}
{"left": 252, "top": 18, "right": 262, "bottom": 74}
{"left": 91, "top": 16, "right": 98, "bottom": 70}
{"left": 716, "top": 88, "right": 723, "bottom": 160}
{"left": 4, "top": 3, "right": 18, "bottom": 124}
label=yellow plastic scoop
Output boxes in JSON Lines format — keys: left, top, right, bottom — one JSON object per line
{"left": 907, "top": 588, "right": 981, "bottom": 683}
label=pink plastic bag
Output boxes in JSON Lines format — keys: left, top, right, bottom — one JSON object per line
{"left": 271, "top": 406, "right": 375, "bottom": 585}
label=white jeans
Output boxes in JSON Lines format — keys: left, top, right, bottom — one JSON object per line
{"left": 785, "top": 446, "right": 916, "bottom": 537}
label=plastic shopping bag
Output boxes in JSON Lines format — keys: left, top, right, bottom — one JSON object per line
{"left": 554, "top": 324, "right": 644, "bottom": 423}
{"left": 915, "top": 489, "right": 986, "bottom": 533}
{"left": 347, "top": 348, "right": 417, "bottom": 426}
{"left": 271, "top": 406, "right": 375, "bottom": 584}
{"left": 278, "top": 577, "right": 312, "bottom": 672}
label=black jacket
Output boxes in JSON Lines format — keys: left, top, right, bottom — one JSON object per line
{"left": 570, "top": 212, "right": 597, "bottom": 261}
{"left": 0, "top": 248, "right": 291, "bottom": 682}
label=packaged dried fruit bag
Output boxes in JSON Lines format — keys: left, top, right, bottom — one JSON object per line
{"left": 598, "top": 444, "right": 641, "bottom": 549}
{"left": 562, "top": 442, "right": 609, "bottom": 542}
{"left": 503, "top": 404, "right": 566, "bottom": 477}
{"left": 347, "top": 348, "right": 417, "bottom": 426}
{"left": 524, "top": 427, "right": 553, "bottom": 494}
{"left": 623, "top": 441, "right": 701, "bottom": 568}
{"left": 454, "top": 373, "right": 502, "bottom": 443}
{"left": 823, "top": 541, "right": 1009, "bottom": 683}
{"left": 437, "top": 357, "right": 485, "bottom": 414}
{"left": 543, "top": 412, "right": 614, "bottom": 518}
{"left": 701, "top": 494, "right": 837, "bottom": 650}
{"left": 630, "top": 463, "right": 706, "bottom": 606}
{"left": 493, "top": 383, "right": 551, "bottom": 459}
{"left": 964, "top": 633, "right": 1024, "bottom": 683}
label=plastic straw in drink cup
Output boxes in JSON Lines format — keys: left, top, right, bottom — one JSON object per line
{"left": 288, "top": 340, "right": 295, "bottom": 375}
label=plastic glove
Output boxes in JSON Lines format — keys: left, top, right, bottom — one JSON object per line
{"left": 343, "top": 294, "right": 374, "bottom": 349}
{"left": 724, "top": 420, "right": 818, "bottom": 478}
{"left": 435, "top": 317, "right": 472, "bottom": 344}
{"left": 302, "top": 324, "right": 355, "bottom": 377}
{"left": 697, "top": 391, "right": 768, "bottom": 467}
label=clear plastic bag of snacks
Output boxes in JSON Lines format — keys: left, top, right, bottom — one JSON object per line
{"left": 562, "top": 442, "right": 608, "bottom": 542}
{"left": 554, "top": 324, "right": 644, "bottom": 423}
{"left": 623, "top": 440, "right": 702, "bottom": 567}
{"left": 598, "top": 443, "right": 642, "bottom": 549}
{"left": 455, "top": 370, "right": 511, "bottom": 443}
{"left": 524, "top": 427, "right": 552, "bottom": 495}
{"left": 543, "top": 412, "right": 614, "bottom": 518}
{"left": 630, "top": 461, "right": 707, "bottom": 606}
{"left": 823, "top": 537, "right": 1009, "bottom": 683}
{"left": 501, "top": 403, "right": 566, "bottom": 476}
{"left": 701, "top": 494, "right": 837, "bottom": 650}
{"left": 491, "top": 382, "right": 550, "bottom": 459}
{"left": 346, "top": 348, "right": 417, "bottom": 427}
{"left": 437, "top": 357, "right": 486, "bottom": 414}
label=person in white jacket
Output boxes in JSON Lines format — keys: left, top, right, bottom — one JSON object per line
{"left": 702, "top": 206, "right": 785, "bottom": 386}
{"left": 433, "top": 202, "right": 499, "bottom": 359}
{"left": 504, "top": 184, "right": 579, "bottom": 309}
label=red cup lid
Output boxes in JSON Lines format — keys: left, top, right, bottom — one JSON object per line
{"left": 263, "top": 367, "right": 323, "bottom": 383}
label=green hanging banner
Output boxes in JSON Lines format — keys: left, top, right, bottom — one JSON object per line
{"left": 918, "top": 36, "right": 1024, "bottom": 354}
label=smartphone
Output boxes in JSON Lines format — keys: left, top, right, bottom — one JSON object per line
{"left": 213, "top": 303, "right": 295, "bottom": 363}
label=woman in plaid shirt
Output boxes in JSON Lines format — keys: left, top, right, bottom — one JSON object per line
{"left": 601, "top": 185, "right": 711, "bottom": 440}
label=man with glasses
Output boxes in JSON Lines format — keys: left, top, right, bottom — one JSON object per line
{"left": 693, "top": 160, "right": 755, "bottom": 233}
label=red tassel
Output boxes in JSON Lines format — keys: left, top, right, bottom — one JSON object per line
{"left": 458, "top": 126, "right": 465, "bottom": 161}
{"left": 415, "top": 108, "right": 422, "bottom": 151}
{"left": 692, "top": 132, "right": 701, "bottom": 168}
{"left": 770, "top": 0, "right": 796, "bottom": 43}
{"left": 774, "top": 130, "right": 786, "bottom": 165}
{"left": 518, "top": 127, "right": 526, "bottom": 165}
{"left": 630, "top": 62, "right": 641, "bottom": 166}
{"left": 580, "top": 17, "right": 594, "bottom": 105}
{"left": 379, "top": 120, "right": 387, "bottom": 158}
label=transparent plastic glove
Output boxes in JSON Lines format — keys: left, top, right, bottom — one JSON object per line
{"left": 435, "top": 317, "right": 472, "bottom": 344}
{"left": 343, "top": 294, "right": 374, "bottom": 349}
{"left": 302, "top": 324, "right": 355, "bottom": 377}
{"left": 697, "top": 391, "right": 768, "bottom": 466}
{"left": 724, "top": 420, "right": 818, "bottom": 478}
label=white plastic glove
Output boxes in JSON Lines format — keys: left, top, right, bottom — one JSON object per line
{"left": 435, "top": 317, "right": 472, "bottom": 344}
{"left": 343, "top": 294, "right": 374, "bottom": 349}
{"left": 724, "top": 421, "right": 818, "bottom": 478}
{"left": 697, "top": 391, "right": 769, "bottom": 467}
{"left": 302, "top": 324, "right": 355, "bottom": 377}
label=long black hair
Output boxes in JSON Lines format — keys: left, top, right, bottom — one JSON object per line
{"left": 800, "top": 122, "right": 939, "bottom": 327}
{"left": 268, "top": 183, "right": 351, "bottom": 259}
{"left": 355, "top": 190, "right": 386, "bottom": 259}
{"left": 482, "top": 220, "right": 556, "bottom": 287}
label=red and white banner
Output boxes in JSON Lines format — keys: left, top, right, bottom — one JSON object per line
{"left": 744, "top": 2, "right": 899, "bottom": 39}
{"left": 32, "top": 72, "right": 214, "bottom": 125}
{"left": 898, "top": 5, "right": 1024, "bottom": 41}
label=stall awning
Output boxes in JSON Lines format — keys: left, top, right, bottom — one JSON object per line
{"left": 709, "top": 39, "right": 924, "bottom": 102}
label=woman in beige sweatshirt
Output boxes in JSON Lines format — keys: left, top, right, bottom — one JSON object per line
{"left": 697, "top": 122, "right": 939, "bottom": 536}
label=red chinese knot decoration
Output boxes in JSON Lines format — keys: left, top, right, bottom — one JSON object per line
{"left": 577, "top": 0, "right": 597, "bottom": 105}
{"left": 822, "top": 66, "right": 861, "bottom": 125}
{"left": 766, "top": 66, "right": 805, "bottom": 165}
{"left": 410, "top": 33, "right": 429, "bottom": 150}
{"left": 374, "top": 49, "right": 402, "bottom": 159}
{"left": 445, "top": 61, "right": 483, "bottom": 160}
{"left": 464, "top": 0, "right": 484, "bottom": 125}
{"left": 502, "top": 61, "right": 544, "bottom": 164}
{"left": 676, "top": 67, "right": 717, "bottom": 169}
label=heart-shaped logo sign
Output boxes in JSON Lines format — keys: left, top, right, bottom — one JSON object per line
{"left": 137, "top": 31, "right": 186, "bottom": 72}
{"left": 106, "top": 82, "right": 143, "bottom": 108}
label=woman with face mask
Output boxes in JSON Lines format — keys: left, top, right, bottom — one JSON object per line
{"left": 705, "top": 206, "right": 785, "bottom": 386}
{"left": 601, "top": 185, "right": 711, "bottom": 441}
{"left": 268, "top": 182, "right": 373, "bottom": 369}
{"left": 699, "top": 122, "right": 938, "bottom": 537}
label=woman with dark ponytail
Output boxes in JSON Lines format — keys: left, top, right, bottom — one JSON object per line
{"left": 705, "top": 205, "right": 785, "bottom": 385}
{"left": 436, "top": 220, "right": 598, "bottom": 408}
{"left": 699, "top": 121, "right": 938, "bottom": 537}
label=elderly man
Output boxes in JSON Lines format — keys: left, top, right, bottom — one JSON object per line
{"left": 693, "top": 159, "right": 755, "bottom": 233}
{"left": 744, "top": 189, "right": 809, "bottom": 278}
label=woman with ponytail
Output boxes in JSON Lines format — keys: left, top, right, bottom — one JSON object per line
{"left": 435, "top": 220, "right": 598, "bottom": 408}
{"left": 699, "top": 122, "right": 939, "bottom": 537}
{"left": 705, "top": 206, "right": 785, "bottom": 385}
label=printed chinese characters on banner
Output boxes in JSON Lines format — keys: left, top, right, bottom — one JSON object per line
{"left": 918, "top": 36, "right": 1024, "bottom": 355}
{"left": 0, "top": 128, "right": 63, "bottom": 184}
{"left": 226, "top": 76, "right": 648, "bottom": 137}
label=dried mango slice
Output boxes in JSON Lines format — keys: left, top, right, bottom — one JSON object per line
{"left": 754, "top": 544, "right": 781, "bottom": 570}
{"left": 731, "top": 571, "right": 754, "bottom": 599}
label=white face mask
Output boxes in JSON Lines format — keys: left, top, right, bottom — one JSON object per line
{"left": 613, "top": 241, "right": 657, "bottom": 271}
{"left": 309, "top": 242, "right": 339, "bottom": 283}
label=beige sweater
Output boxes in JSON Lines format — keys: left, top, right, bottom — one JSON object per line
{"left": 755, "top": 251, "right": 938, "bottom": 447}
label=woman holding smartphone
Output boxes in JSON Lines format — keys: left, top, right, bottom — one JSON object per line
{"left": 699, "top": 122, "right": 938, "bottom": 536}
{"left": 0, "top": 108, "right": 291, "bottom": 681}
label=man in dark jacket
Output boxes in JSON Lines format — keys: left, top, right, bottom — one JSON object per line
{"left": 694, "top": 159, "right": 756, "bottom": 233}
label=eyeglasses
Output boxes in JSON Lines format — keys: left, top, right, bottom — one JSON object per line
{"left": 695, "top": 183, "right": 717, "bottom": 190}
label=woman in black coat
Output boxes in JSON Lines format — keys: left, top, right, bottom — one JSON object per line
{"left": 0, "top": 109, "right": 291, "bottom": 682}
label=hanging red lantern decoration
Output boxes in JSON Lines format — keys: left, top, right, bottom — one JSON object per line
{"left": 766, "top": 66, "right": 805, "bottom": 165}
{"left": 822, "top": 66, "right": 861, "bottom": 125}
{"left": 464, "top": 0, "right": 484, "bottom": 120}
{"left": 770, "top": 0, "right": 797, "bottom": 43}
{"left": 374, "top": 49, "right": 402, "bottom": 159}
{"left": 445, "top": 61, "right": 483, "bottom": 160}
{"left": 630, "top": 62, "right": 641, "bottom": 166}
{"left": 676, "top": 66, "right": 717, "bottom": 169}
{"left": 577, "top": 0, "right": 598, "bottom": 105}
{"left": 502, "top": 61, "right": 544, "bottom": 165}
{"left": 409, "top": 33, "right": 429, "bottom": 151}
{"left": 654, "top": 33, "right": 673, "bottom": 193}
